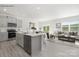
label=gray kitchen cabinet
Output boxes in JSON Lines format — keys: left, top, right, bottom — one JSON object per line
{"left": 24, "top": 34, "right": 42, "bottom": 56}
{"left": 24, "top": 35, "right": 31, "bottom": 55}
{"left": 0, "top": 16, "right": 17, "bottom": 28}
{"left": 0, "top": 32, "right": 8, "bottom": 41}
{"left": 0, "top": 16, "right": 8, "bottom": 27}
{"left": 16, "top": 32, "right": 24, "bottom": 48}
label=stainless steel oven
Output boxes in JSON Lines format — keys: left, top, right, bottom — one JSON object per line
{"left": 7, "top": 29, "right": 16, "bottom": 39}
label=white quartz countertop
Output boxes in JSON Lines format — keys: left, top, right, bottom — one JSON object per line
{"left": 24, "top": 33, "right": 44, "bottom": 37}
{"left": 17, "top": 31, "right": 45, "bottom": 37}
{"left": 16, "top": 31, "right": 27, "bottom": 34}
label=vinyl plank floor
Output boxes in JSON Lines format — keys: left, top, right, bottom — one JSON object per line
{"left": 0, "top": 40, "right": 30, "bottom": 57}
{"left": 0, "top": 38, "right": 79, "bottom": 57}
{"left": 41, "top": 39, "right": 79, "bottom": 57}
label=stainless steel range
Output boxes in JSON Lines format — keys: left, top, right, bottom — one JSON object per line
{"left": 7, "top": 29, "right": 16, "bottom": 39}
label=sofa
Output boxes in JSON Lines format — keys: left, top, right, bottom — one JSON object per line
{"left": 58, "top": 32, "right": 78, "bottom": 43}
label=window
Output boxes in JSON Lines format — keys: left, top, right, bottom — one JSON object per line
{"left": 62, "top": 23, "right": 79, "bottom": 32}
{"left": 43, "top": 26, "right": 49, "bottom": 32}
{"left": 70, "top": 24, "right": 79, "bottom": 32}
{"left": 62, "top": 25, "right": 69, "bottom": 31}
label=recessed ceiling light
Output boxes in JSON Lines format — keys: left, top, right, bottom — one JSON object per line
{"left": 36, "top": 7, "right": 40, "bottom": 10}
{"left": 3, "top": 8, "right": 7, "bottom": 11}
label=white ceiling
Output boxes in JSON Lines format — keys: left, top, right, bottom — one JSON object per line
{"left": 0, "top": 4, "right": 79, "bottom": 21}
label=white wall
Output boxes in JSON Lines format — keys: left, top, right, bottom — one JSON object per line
{"left": 39, "top": 20, "right": 57, "bottom": 34}
{"left": 38, "top": 19, "right": 62, "bottom": 34}
{"left": 21, "top": 15, "right": 79, "bottom": 33}
{"left": 20, "top": 19, "right": 29, "bottom": 32}
{"left": 21, "top": 18, "right": 41, "bottom": 32}
{"left": 38, "top": 15, "right": 79, "bottom": 34}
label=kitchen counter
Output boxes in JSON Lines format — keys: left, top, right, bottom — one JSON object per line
{"left": 17, "top": 31, "right": 45, "bottom": 36}
{"left": 16, "top": 31, "right": 44, "bottom": 56}
{"left": 24, "top": 33, "right": 44, "bottom": 37}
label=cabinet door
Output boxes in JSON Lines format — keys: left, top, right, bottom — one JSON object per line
{"left": 0, "top": 32, "right": 8, "bottom": 41}
{"left": 2, "top": 18, "right": 8, "bottom": 27}
{"left": 0, "top": 32, "right": 3, "bottom": 41}
{"left": 8, "top": 17, "right": 17, "bottom": 23}
{"left": 24, "top": 35, "right": 31, "bottom": 55}
{"left": 19, "top": 34, "right": 24, "bottom": 47}
{"left": 32, "top": 35, "right": 41, "bottom": 52}
{"left": 16, "top": 33, "right": 20, "bottom": 45}
{"left": 16, "top": 33, "right": 21, "bottom": 46}
{"left": 17, "top": 20, "right": 22, "bottom": 28}
{"left": 20, "top": 34, "right": 24, "bottom": 47}
{"left": 2, "top": 32, "right": 8, "bottom": 41}
{"left": 0, "top": 17, "right": 7, "bottom": 27}
{"left": 16, "top": 33, "right": 24, "bottom": 48}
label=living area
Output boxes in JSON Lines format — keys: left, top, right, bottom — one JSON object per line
{"left": 39, "top": 14, "right": 79, "bottom": 47}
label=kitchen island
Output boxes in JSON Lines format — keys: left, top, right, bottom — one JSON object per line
{"left": 16, "top": 32, "right": 44, "bottom": 56}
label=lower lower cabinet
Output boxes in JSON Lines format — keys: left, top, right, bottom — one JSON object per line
{"left": 24, "top": 35, "right": 31, "bottom": 55}
{"left": 24, "top": 34, "right": 42, "bottom": 56}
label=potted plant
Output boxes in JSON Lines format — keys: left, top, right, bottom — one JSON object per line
{"left": 31, "top": 27, "right": 36, "bottom": 33}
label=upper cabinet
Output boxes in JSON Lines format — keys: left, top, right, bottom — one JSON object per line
{"left": 17, "top": 19, "right": 22, "bottom": 28}
{"left": 0, "top": 16, "right": 8, "bottom": 27}
{"left": 8, "top": 16, "right": 17, "bottom": 23}
{"left": 0, "top": 15, "right": 22, "bottom": 28}
{"left": 8, "top": 16, "right": 22, "bottom": 28}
